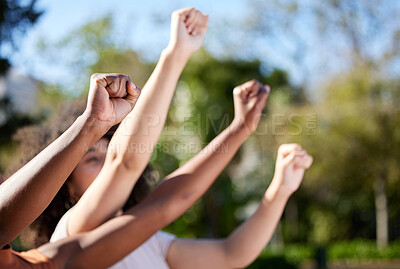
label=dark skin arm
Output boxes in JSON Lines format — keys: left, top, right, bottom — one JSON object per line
{"left": 0, "top": 73, "right": 141, "bottom": 248}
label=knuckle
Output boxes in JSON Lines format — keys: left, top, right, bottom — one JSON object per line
{"left": 250, "top": 79, "right": 259, "bottom": 86}
{"left": 233, "top": 87, "right": 241, "bottom": 95}
{"left": 278, "top": 144, "right": 287, "bottom": 151}
{"left": 91, "top": 73, "right": 100, "bottom": 80}
{"left": 293, "top": 143, "right": 302, "bottom": 149}
{"left": 91, "top": 73, "right": 105, "bottom": 84}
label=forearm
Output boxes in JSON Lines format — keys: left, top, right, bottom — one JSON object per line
{"left": 109, "top": 48, "right": 188, "bottom": 170}
{"left": 223, "top": 184, "right": 290, "bottom": 268}
{"left": 0, "top": 112, "right": 104, "bottom": 246}
{"left": 151, "top": 122, "right": 249, "bottom": 223}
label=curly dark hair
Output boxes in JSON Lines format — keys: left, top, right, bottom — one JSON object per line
{"left": 7, "top": 98, "right": 158, "bottom": 248}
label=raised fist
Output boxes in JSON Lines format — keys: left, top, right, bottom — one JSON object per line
{"left": 167, "top": 8, "right": 209, "bottom": 58}
{"left": 232, "top": 80, "right": 270, "bottom": 135}
{"left": 85, "top": 73, "right": 141, "bottom": 129}
{"left": 272, "top": 144, "right": 313, "bottom": 195}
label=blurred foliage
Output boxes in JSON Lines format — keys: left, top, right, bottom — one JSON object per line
{"left": 249, "top": 241, "right": 400, "bottom": 268}
{"left": 157, "top": 50, "right": 299, "bottom": 238}
{"left": 0, "top": 0, "right": 43, "bottom": 173}
{"left": 246, "top": 0, "right": 400, "bottom": 248}
{"left": 256, "top": 62, "right": 400, "bottom": 247}
{"left": 3, "top": 0, "right": 400, "bottom": 265}
{"left": 0, "top": 97, "right": 41, "bottom": 173}
{"left": 245, "top": 0, "right": 400, "bottom": 88}
{"left": 328, "top": 240, "right": 400, "bottom": 260}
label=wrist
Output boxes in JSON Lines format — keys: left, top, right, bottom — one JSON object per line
{"left": 230, "top": 119, "right": 252, "bottom": 139}
{"left": 163, "top": 46, "right": 191, "bottom": 65}
{"left": 264, "top": 180, "right": 292, "bottom": 202}
{"left": 79, "top": 111, "right": 109, "bottom": 143}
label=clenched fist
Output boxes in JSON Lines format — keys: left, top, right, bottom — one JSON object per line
{"left": 272, "top": 144, "right": 313, "bottom": 196}
{"left": 167, "top": 8, "right": 209, "bottom": 59}
{"left": 85, "top": 73, "right": 141, "bottom": 129}
{"left": 232, "top": 80, "right": 270, "bottom": 135}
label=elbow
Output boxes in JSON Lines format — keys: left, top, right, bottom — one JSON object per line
{"left": 226, "top": 256, "right": 255, "bottom": 269}
{"left": 155, "top": 201, "right": 175, "bottom": 226}
{"left": 107, "top": 152, "right": 143, "bottom": 172}
{"left": 232, "top": 259, "right": 255, "bottom": 269}
{"left": 0, "top": 223, "right": 13, "bottom": 248}
{"left": 148, "top": 197, "right": 178, "bottom": 227}
{"left": 0, "top": 228, "right": 5, "bottom": 247}
{"left": 0, "top": 236, "right": 9, "bottom": 249}
{"left": 222, "top": 240, "right": 256, "bottom": 269}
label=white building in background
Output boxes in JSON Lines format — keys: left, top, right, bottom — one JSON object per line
{"left": 0, "top": 68, "right": 40, "bottom": 119}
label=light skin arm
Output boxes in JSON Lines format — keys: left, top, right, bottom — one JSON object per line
{"left": 68, "top": 8, "right": 209, "bottom": 235}
{"left": 166, "top": 144, "right": 313, "bottom": 269}
{"left": 0, "top": 73, "right": 140, "bottom": 248}
{"left": 38, "top": 80, "right": 270, "bottom": 269}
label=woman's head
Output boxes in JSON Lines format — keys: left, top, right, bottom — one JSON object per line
{"left": 9, "top": 99, "right": 157, "bottom": 247}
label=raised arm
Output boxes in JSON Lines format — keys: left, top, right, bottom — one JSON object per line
{"left": 155, "top": 80, "right": 269, "bottom": 219}
{"left": 67, "top": 8, "right": 209, "bottom": 236}
{"left": 166, "top": 144, "right": 313, "bottom": 269}
{"left": 38, "top": 80, "right": 270, "bottom": 269}
{"left": 0, "top": 73, "right": 140, "bottom": 247}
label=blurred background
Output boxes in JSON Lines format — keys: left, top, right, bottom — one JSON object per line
{"left": 1, "top": 0, "right": 400, "bottom": 268}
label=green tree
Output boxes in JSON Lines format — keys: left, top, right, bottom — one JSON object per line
{"left": 37, "top": 16, "right": 152, "bottom": 94}
{"left": 151, "top": 50, "right": 302, "bottom": 240}
{"left": 247, "top": 0, "right": 400, "bottom": 248}
{"left": 246, "top": 0, "right": 399, "bottom": 86}
{"left": 0, "top": 0, "right": 42, "bottom": 74}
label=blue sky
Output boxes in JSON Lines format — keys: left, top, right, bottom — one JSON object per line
{"left": 8, "top": 0, "right": 400, "bottom": 92}
{"left": 10, "top": 0, "right": 253, "bottom": 86}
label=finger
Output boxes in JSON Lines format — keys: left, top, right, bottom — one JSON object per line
{"left": 233, "top": 80, "right": 261, "bottom": 101}
{"left": 250, "top": 81, "right": 263, "bottom": 98}
{"left": 113, "top": 74, "right": 129, "bottom": 98}
{"left": 264, "top": 85, "right": 271, "bottom": 96}
{"left": 99, "top": 73, "right": 130, "bottom": 98}
{"left": 173, "top": 7, "right": 193, "bottom": 18}
{"left": 304, "top": 155, "right": 313, "bottom": 168}
{"left": 278, "top": 143, "right": 303, "bottom": 157}
{"left": 171, "top": 7, "right": 193, "bottom": 25}
{"left": 294, "top": 155, "right": 313, "bottom": 170}
{"left": 200, "top": 13, "right": 209, "bottom": 28}
{"left": 185, "top": 8, "right": 198, "bottom": 28}
{"left": 281, "top": 150, "right": 297, "bottom": 167}
{"left": 193, "top": 13, "right": 209, "bottom": 35}
{"left": 187, "top": 11, "right": 200, "bottom": 34}
{"left": 93, "top": 73, "right": 122, "bottom": 97}
{"left": 125, "top": 81, "right": 141, "bottom": 109}
{"left": 244, "top": 80, "right": 261, "bottom": 98}
{"left": 254, "top": 86, "right": 270, "bottom": 111}
{"left": 245, "top": 80, "right": 262, "bottom": 99}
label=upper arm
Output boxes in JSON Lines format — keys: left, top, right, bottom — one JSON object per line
{"left": 166, "top": 238, "right": 231, "bottom": 269}
{"left": 67, "top": 161, "right": 137, "bottom": 236}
